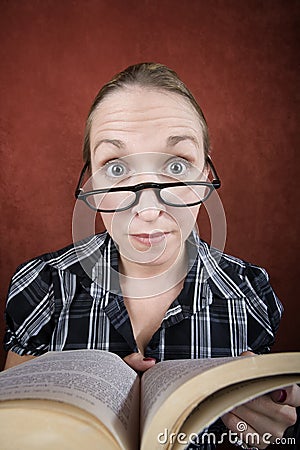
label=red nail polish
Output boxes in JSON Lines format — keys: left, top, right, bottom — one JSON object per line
{"left": 277, "top": 389, "right": 287, "bottom": 403}
{"left": 143, "top": 357, "right": 156, "bottom": 362}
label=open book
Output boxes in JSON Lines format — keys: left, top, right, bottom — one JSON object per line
{"left": 0, "top": 350, "right": 299, "bottom": 449}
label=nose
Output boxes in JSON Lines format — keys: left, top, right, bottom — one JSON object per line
{"left": 131, "top": 188, "right": 166, "bottom": 221}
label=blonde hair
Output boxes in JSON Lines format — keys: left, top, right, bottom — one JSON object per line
{"left": 83, "top": 62, "right": 210, "bottom": 165}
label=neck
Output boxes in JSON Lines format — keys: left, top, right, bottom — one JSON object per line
{"left": 118, "top": 245, "right": 188, "bottom": 298}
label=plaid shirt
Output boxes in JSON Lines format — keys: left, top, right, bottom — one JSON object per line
{"left": 4, "top": 231, "right": 285, "bottom": 449}
{"left": 4, "top": 231, "right": 283, "bottom": 358}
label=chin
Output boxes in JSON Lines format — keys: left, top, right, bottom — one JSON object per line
{"left": 122, "top": 240, "right": 183, "bottom": 268}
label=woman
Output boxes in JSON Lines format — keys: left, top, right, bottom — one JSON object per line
{"left": 4, "top": 63, "right": 299, "bottom": 448}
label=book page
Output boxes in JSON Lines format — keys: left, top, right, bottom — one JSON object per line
{"left": 1, "top": 399, "right": 122, "bottom": 450}
{"left": 141, "top": 357, "right": 236, "bottom": 426}
{"left": 140, "top": 353, "right": 300, "bottom": 450}
{"left": 0, "top": 350, "right": 140, "bottom": 450}
{"left": 172, "top": 374, "right": 300, "bottom": 450}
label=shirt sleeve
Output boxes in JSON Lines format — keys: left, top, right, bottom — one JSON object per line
{"left": 243, "top": 263, "right": 284, "bottom": 354}
{"left": 4, "top": 259, "right": 55, "bottom": 356}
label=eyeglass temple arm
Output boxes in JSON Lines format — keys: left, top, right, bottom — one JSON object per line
{"left": 206, "top": 156, "right": 221, "bottom": 189}
{"left": 75, "top": 162, "right": 90, "bottom": 197}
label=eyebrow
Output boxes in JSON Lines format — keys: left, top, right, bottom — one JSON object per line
{"left": 167, "top": 135, "right": 200, "bottom": 148}
{"left": 93, "top": 134, "right": 200, "bottom": 156}
{"left": 93, "top": 139, "right": 125, "bottom": 154}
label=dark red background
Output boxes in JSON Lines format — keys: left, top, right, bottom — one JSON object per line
{"left": 1, "top": 0, "right": 299, "bottom": 370}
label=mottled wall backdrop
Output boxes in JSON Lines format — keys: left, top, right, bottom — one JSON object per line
{"left": 0, "top": 0, "right": 299, "bottom": 368}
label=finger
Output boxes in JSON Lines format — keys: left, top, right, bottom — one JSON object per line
{"left": 240, "top": 350, "right": 256, "bottom": 357}
{"left": 270, "top": 384, "right": 300, "bottom": 407}
{"left": 222, "top": 412, "right": 269, "bottom": 449}
{"left": 231, "top": 399, "right": 296, "bottom": 439}
{"left": 123, "top": 352, "right": 156, "bottom": 372}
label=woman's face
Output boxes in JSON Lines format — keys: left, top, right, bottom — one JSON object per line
{"left": 89, "top": 86, "right": 206, "bottom": 273}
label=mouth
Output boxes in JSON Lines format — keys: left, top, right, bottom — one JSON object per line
{"left": 129, "top": 232, "right": 171, "bottom": 246}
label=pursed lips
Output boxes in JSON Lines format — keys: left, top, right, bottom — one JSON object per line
{"left": 129, "top": 231, "right": 171, "bottom": 245}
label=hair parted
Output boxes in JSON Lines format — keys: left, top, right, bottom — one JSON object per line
{"left": 83, "top": 62, "right": 210, "bottom": 166}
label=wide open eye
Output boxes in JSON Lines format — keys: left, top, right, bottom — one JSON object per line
{"left": 105, "top": 160, "right": 128, "bottom": 178}
{"left": 164, "top": 158, "right": 190, "bottom": 177}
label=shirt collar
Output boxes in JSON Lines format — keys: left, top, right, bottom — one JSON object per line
{"left": 177, "top": 230, "right": 248, "bottom": 313}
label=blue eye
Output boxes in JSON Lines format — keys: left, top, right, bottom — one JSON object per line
{"left": 105, "top": 161, "right": 127, "bottom": 177}
{"left": 165, "top": 159, "right": 189, "bottom": 176}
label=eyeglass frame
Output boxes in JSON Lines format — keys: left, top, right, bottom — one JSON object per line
{"left": 74, "top": 156, "right": 221, "bottom": 213}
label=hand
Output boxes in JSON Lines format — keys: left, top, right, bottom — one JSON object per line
{"left": 222, "top": 351, "right": 300, "bottom": 449}
{"left": 123, "top": 352, "right": 156, "bottom": 373}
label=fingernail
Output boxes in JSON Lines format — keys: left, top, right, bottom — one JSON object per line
{"left": 277, "top": 389, "right": 287, "bottom": 403}
{"left": 143, "top": 357, "right": 156, "bottom": 362}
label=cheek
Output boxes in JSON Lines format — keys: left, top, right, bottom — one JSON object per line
{"left": 100, "top": 213, "right": 113, "bottom": 235}
{"left": 100, "top": 212, "right": 129, "bottom": 242}
{"left": 169, "top": 206, "right": 199, "bottom": 236}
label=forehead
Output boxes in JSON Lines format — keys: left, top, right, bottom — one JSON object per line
{"left": 89, "top": 86, "right": 204, "bottom": 151}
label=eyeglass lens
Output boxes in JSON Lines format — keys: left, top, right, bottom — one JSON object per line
{"left": 85, "top": 184, "right": 211, "bottom": 211}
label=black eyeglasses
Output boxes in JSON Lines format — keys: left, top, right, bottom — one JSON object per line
{"left": 75, "top": 157, "right": 221, "bottom": 213}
